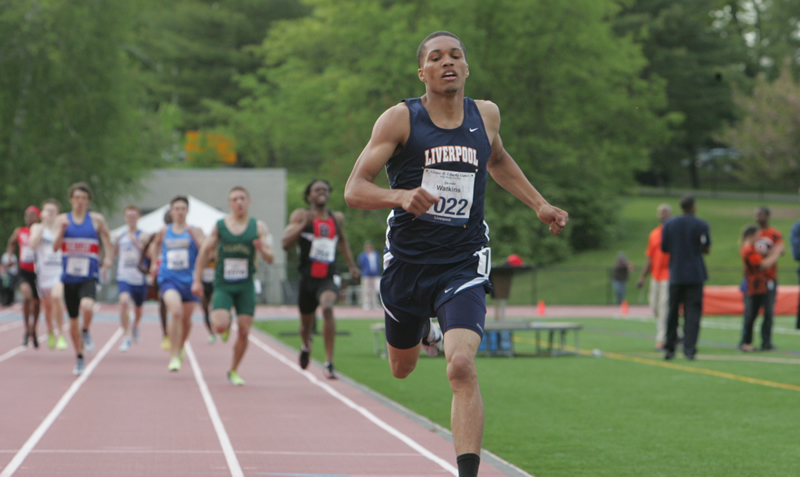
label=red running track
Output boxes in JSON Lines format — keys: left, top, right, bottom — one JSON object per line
{"left": 0, "top": 305, "right": 528, "bottom": 477}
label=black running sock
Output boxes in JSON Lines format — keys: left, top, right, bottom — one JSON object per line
{"left": 77, "top": 353, "right": 83, "bottom": 360}
{"left": 82, "top": 328, "right": 88, "bottom": 334}
{"left": 456, "top": 453, "right": 480, "bottom": 477}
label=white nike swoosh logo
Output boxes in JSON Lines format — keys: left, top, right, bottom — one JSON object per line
{"left": 469, "top": 128, "right": 479, "bottom": 132}
{"left": 444, "top": 288, "right": 453, "bottom": 293}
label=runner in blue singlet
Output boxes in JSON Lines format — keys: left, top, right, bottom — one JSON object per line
{"left": 344, "top": 31, "right": 569, "bottom": 477}
{"left": 149, "top": 196, "right": 204, "bottom": 372}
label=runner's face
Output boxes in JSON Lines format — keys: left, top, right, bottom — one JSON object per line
{"left": 307, "top": 182, "right": 330, "bottom": 207}
{"left": 70, "top": 190, "right": 90, "bottom": 213}
{"left": 418, "top": 36, "right": 468, "bottom": 94}
{"left": 228, "top": 191, "right": 250, "bottom": 215}
{"left": 24, "top": 211, "right": 39, "bottom": 226}
{"left": 171, "top": 202, "right": 188, "bottom": 223}
{"left": 41, "top": 204, "right": 58, "bottom": 223}
{"left": 124, "top": 209, "right": 140, "bottom": 227}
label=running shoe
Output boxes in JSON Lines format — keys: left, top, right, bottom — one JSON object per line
{"left": 299, "top": 347, "right": 310, "bottom": 370}
{"left": 421, "top": 318, "right": 443, "bottom": 357}
{"left": 168, "top": 356, "right": 181, "bottom": 372}
{"left": 73, "top": 357, "right": 85, "bottom": 376}
{"left": 47, "top": 333, "right": 56, "bottom": 350}
{"left": 132, "top": 326, "right": 140, "bottom": 343}
{"left": 227, "top": 370, "right": 245, "bottom": 386}
{"left": 82, "top": 331, "right": 94, "bottom": 352}
{"left": 323, "top": 361, "right": 337, "bottom": 380}
{"left": 56, "top": 335, "right": 68, "bottom": 350}
{"left": 208, "top": 334, "right": 217, "bottom": 344}
{"left": 31, "top": 333, "right": 39, "bottom": 349}
{"left": 161, "top": 336, "right": 171, "bottom": 350}
{"left": 119, "top": 338, "right": 131, "bottom": 352}
{"left": 220, "top": 329, "right": 230, "bottom": 343}
{"left": 22, "top": 332, "right": 29, "bottom": 347}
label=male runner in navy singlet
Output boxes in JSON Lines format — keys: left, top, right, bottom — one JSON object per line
{"left": 344, "top": 31, "right": 568, "bottom": 477}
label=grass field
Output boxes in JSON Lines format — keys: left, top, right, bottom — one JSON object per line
{"left": 255, "top": 315, "right": 800, "bottom": 477}
{"left": 497, "top": 194, "right": 800, "bottom": 306}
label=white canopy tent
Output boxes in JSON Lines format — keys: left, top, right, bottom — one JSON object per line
{"left": 110, "top": 195, "right": 226, "bottom": 240}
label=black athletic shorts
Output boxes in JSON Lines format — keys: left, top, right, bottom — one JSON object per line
{"left": 298, "top": 275, "right": 339, "bottom": 314}
{"left": 17, "top": 269, "right": 39, "bottom": 300}
{"left": 203, "top": 281, "right": 214, "bottom": 300}
{"left": 64, "top": 280, "right": 97, "bottom": 319}
{"left": 380, "top": 248, "right": 491, "bottom": 349}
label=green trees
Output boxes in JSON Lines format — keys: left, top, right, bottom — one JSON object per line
{"left": 232, "top": 0, "right": 671, "bottom": 262}
{"left": 717, "top": 62, "right": 800, "bottom": 190}
{"left": 0, "top": 0, "right": 165, "bottom": 240}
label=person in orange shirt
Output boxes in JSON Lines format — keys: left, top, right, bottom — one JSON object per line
{"left": 636, "top": 204, "right": 672, "bottom": 350}
{"left": 739, "top": 224, "right": 782, "bottom": 351}
{"left": 752, "top": 207, "right": 784, "bottom": 351}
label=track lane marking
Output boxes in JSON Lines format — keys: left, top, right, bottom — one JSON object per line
{"left": 184, "top": 342, "right": 244, "bottom": 477}
{"left": 0, "top": 327, "right": 122, "bottom": 477}
{"left": 248, "top": 333, "right": 459, "bottom": 476}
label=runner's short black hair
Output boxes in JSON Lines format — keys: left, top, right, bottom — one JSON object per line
{"left": 68, "top": 182, "right": 93, "bottom": 200}
{"left": 170, "top": 195, "right": 189, "bottom": 207}
{"left": 304, "top": 179, "right": 332, "bottom": 204}
{"left": 417, "top": 31, "right": 467, "bottom": 67}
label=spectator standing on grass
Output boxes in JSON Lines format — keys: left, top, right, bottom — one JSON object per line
{"left": 661, "top": 195, "right": 710, "bottom": 361}
{"left": 739, "top": 225, "right": 783, "bottom": 352}
{"left": 636, "top": 204, "right": 672, "bottom": 350}
{"left": 610, "top": 252, "right": 633, "bottom": 305}
{"left": 789, "top": 213, "right": 800, "bottom": 329}
{"left": 753, "top": 206, "right": 783, "bottom": 349}
{"left": 357, "top": 241, "right": 381, "bottom": 310}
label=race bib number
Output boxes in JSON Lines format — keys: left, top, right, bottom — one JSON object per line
{"left": 419, "top": 168, "right": 474, "bottom": 226}
{"left": 20, "top": 247, "right": 35, "bottom": 264}
{"left": 166, "top": 249, "right": 189, "bottom": 270}
{"left": 202, "top": 267, "right": 215, "bottom": 283}
{"left": 66, "top": 256, "right": 90, "bottom": 277}
{"left": 309, "top": 237, "right": 337, "bottom": 263}
{"left": 122, "top": 250, "right": 138, "bottom": 269}
{"left": 223, "top": 258, "right": 248, "bottom": 281}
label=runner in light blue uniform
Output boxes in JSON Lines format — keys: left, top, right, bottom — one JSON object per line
{"left": 150, "top": 196, "right": 204, "bottom": 372}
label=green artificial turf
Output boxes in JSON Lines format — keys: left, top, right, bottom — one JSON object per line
{"left": 255, "top": 315, "right": 800, "bottom": 477}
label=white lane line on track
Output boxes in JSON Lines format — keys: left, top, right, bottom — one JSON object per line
{"left": 0, "top": 449, "right": 418, "bottom": 457}
{"left": 0, "top": 346, "right": 26, "bottom": 365}
{"left": 0, "top": 332, "right": 54, "bottom": 365}
{"left": 248, "top": 333, "right": 459, "bottom": 476}
{"left": 184, "top": 342, "right": 244, "bottom": 477}
{"left": 0, "top": 327, "right": 123, "bottom": 477}
{"left": 0, "top": 322, "right": 23, "bottom": 333}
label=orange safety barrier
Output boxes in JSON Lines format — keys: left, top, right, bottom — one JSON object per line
{"left": 703, "top": 285, "right": 799, "bottom": 316}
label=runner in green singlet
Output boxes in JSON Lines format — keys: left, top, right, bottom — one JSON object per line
{"left": 192, "top": 186, "right": 274, "bottom": 385}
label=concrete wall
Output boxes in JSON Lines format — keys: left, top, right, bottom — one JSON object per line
{"left": 106, "top": 168, "right": 287, "bottom": 304}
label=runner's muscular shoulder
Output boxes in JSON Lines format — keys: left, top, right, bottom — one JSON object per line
{"left": 361, "top": 103, "right": 410, "bottom": 168}
{"left": 475, "top": 100, "right": 501, "bottom": 148}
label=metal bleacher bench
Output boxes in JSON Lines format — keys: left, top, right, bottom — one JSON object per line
{"left": 370, "top": 320, "right": 582, "bottom": 358}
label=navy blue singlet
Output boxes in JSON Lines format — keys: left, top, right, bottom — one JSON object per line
{"left": 385, "top": 97, "right": 492, "bottom": 264}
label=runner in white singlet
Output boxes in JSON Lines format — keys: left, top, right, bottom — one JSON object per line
{"left": 29, "top": 199, "right": 68, "bottom": 350}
